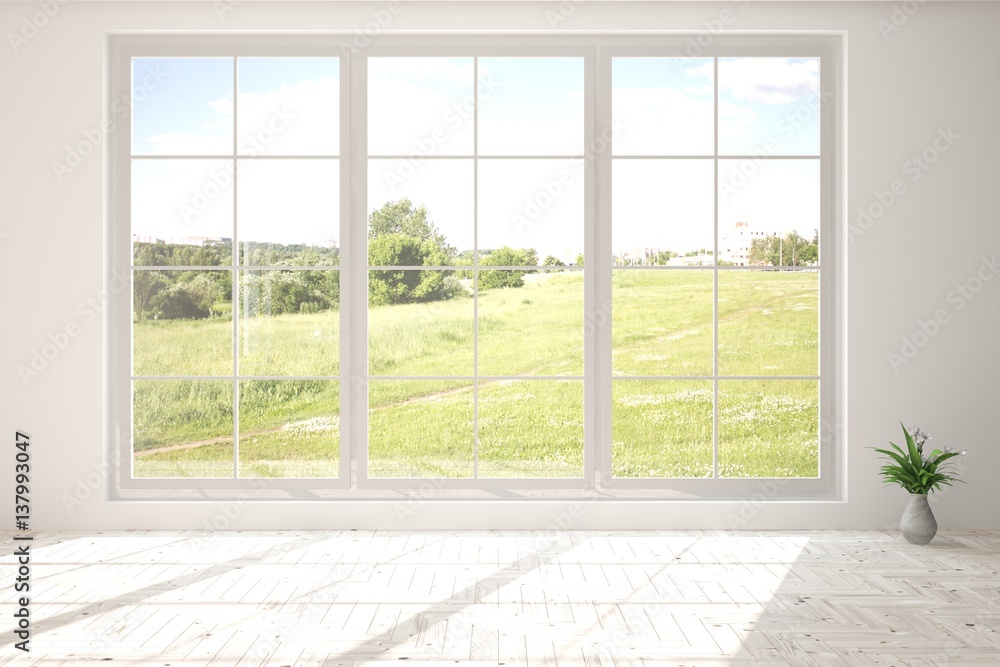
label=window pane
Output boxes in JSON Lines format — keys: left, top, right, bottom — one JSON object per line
{"left": 369, "top": 380, "right": 474, "bottom": 477}
{"left": 612, "top": 159, "right": 714, "bottom": 265}
{"left": 612, "top": 270, "right": 713, "bottom": 376}
{"left": 133, "top": 380, "right": 233, "bottom": 478}
{"left": 133, "top": 270, "right": 232, "bottom": 376}
{"left": 237, "top": 57, "right": 339, "bottom": 156}
{"left": 718, "top": 57, "right": 820, "bottom": 156}
{"left": 132, "top": 160, "right": 233, "bottom": 262}
{"left": 132, "top": 57, "right": 233, "bottom": 156}
{"left": 477, "top": 159, "right": 583, "bottom": 264}
{"left": 239, "top": 270, "right": 340, "bottom": 376}
{"left": 478, "top": 270, "right": 583, "bottom": 376}
{"left": 612, "top": 57, "right": 714, "bottom": 156}
{"left": 718, "top": 380, "right": 819, "bottom": 477}
{"left": 718, "top": 270, "right": 818, "bottom": 377}
{"left": 477, "top": 57, "right": 583, "bottom": 156}
{"left": 238, "top": 159, "right": 339, "bottom": 266}
{"left": 368, "top": 270, "right": 473, "bottom": 376}
{"left": 368, "top": 57, "right": 474, "bottom": 156}
{"left": 238, "top": 380, "right": 339, "bottom": 478}
{"left": 718, "top": 159, "right": 819, "bottom": 266}
{"left": 612, "top": 380, "right": 713, "bottom": 478}
{"left": 478, "top": 380, "right": 584, "bottom": 478}
{"left": 368, "top": 160, "right": 474, "bottom": 263}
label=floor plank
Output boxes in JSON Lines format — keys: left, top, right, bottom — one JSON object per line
{"left": 0, "top": 530, "right": 998, "bottom": 665}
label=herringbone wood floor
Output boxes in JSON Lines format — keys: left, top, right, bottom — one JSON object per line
{"left": 1, "top": 530, "right": 999, "bottom": 666}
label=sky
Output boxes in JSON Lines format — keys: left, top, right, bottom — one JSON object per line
{"left": 131, "top": 55, "right": 820, "bottom": 261}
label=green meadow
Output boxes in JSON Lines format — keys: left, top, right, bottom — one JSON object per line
{"left": 132, "top": 270, "right": 819, "bottom": 480}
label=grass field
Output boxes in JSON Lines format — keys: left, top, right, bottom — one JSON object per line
{"left": 132, "top": 270, "right": 819, "bottom": 479}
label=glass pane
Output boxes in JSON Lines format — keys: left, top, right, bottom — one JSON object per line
{"left": 477, "top": 57, "right": 584, "bottom": 156}
{"left": 612, "top": 270, "right": 713, "bottom": 376}
{"left": 132, "top": 57, "right": 233, "bottom": 156}
{"left": 368, "top": 57, "right": 474, "bottom": 156}
{"left": 612, "top": 160, "right": 714, "bottom": 265}
{"left": 478, "top": 380, "right": 584, "bottom": 478}
{"left": 612, "top": 57, "right": 714, "bottom": 156}
{"left": 239, "top": 270, "right": 340, "bottom": 376}
{"left": 133, "top": 380, "right": 233, "bottom": 478}
{"left": 612, "top": 380, "right": 713, "bottom": 478}
{"left": 368, "top": 160, "right": 474, "bottom": 263}
{"left": 477, "top": 159, "right": 583, "bottom": 264}
{"left": 132, "top": 160, "right": 233, "bottom": 263}
{"left": 718, "top": 159, "right": 820, "bottom": 266}
{"left": 478, "top": 270, "right": 582, "bottom": 376}
{"left": 718, "top": 380, "right": 819, "bottom": 477}
{"left": 237, "top": 57, "right": 339, "bottom": 156}
{"left": 718, "top": 270, "right": 818, "bottom": 376}
{"left": 238, "top": 159, "right": 340, "bottom": 266}
{"left": 369, "top": 270, "right": 473, "bottom": 376}
{"left": 238, "top": 380, "right": 339, "bottom": 478}
{"left": 718, "top": 57, "right": 821, "bottom": 156}
{"left": 369, "top": 380, "right": 474, "bottom": 477}
{"left": 133, "top": 270, "right": 232, "bottom": 376}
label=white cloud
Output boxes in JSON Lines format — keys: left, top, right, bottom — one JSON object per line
{"left": 238, "top": 77, "right": 339, "bottom": 155}
{"left": 368, "top": 76, "right": 474, "bottom": 156}
{"left": 145, "top": 132, "right": 232, "bottom": 156}
{"left": 207, "top": 97, "right": 233, "bottom": 116}
{"left": 718, "top": 101, "right": 758, "bottom": 146}
{"left": 719, "top": 58, "right": 820, "bottom": 105}
{"left": 613, "top": 87, "right": 714, "bottom": 155}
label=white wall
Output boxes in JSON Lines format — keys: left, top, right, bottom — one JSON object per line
{"left": 1, "top": 1, "right": 997, "bottom": 530}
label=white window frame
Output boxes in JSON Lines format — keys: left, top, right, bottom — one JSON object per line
{"left": 108, "top": 34, "right": 843, "bottom": 501}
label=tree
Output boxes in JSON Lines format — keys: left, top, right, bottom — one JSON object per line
{"left": 368, "top": 198, "right": 453, "bottom": 255}
{"left": 749, "top": 231, "right": 818, "bottom": 267}
{"left": 133, "top": 271, "right": 167, "bottom": 321}
{"left": 241, "top": 271, "right": 339, "bottom": 316}
{"left": 368, "top": 234, "right": 458, "bottom": 305}
{"left": 653, "top": 250, "right": 677, "bottom": 265}
{"left": 543, "top": 255, "right": 566, "bottom": 267}
{"left": 151, "top": 273, "right": 220, "bottom": 320}
{"left": 480, "top": 246, "right": 535, "bottom": 289}
{"left": 574, "top": 253, "right": 585, "bottom": 266}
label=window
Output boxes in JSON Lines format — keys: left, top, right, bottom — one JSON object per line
{"left": 365, "top": 55, "right": 586, "bottom": 483}
{"left": 609, "top": 55, "right": 822, "bottom": 484}
{"left": 110, "top": 36, "right": 840, "bottom": 499}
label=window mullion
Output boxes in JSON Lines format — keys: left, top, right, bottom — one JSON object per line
{"left": 712, "top": 55, "right": 720, "bottom": 481}
{"left": 232, "top": 56, "right": 240, "bottom": 481}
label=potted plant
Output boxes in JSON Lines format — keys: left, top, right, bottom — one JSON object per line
{"left": 871, "top": 424, "right": 966, "bottom": 545}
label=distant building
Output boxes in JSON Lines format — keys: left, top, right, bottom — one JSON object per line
{"left": 721, "top": 221, "right": 772, "bottom": 266}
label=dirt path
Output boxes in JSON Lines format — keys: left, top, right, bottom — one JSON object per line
{"left": 135, "top": 425, "right": 290, "bottom": 457}
{"left": 136, "top": 368, "right": 547, "bottom": 457}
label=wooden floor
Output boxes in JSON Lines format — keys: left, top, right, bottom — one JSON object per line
{"left": 2, "top": 530, "right": 999, "bottom": 666}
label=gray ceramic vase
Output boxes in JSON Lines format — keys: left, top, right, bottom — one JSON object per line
{"left": 900, "top": 493, "right": 937, "bottom": 545}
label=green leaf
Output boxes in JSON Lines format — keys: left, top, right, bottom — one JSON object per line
{"left": 874, "top": 447, "right": 916, "bottom": 474}
{"left": 934, "top": 451, "right": 961, "bottom": 465}
{"left": 902, "top": 425, "right": 922, "bottom": 469}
